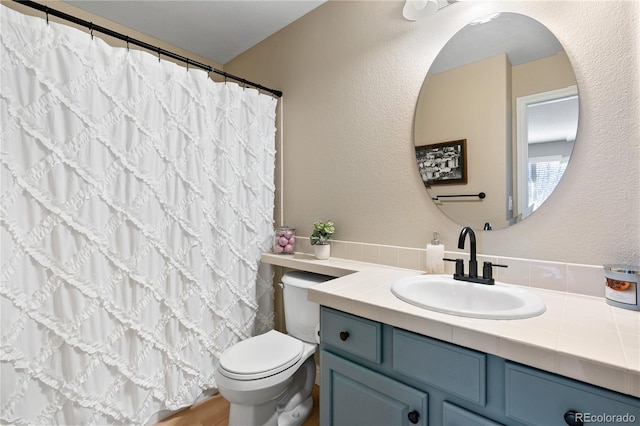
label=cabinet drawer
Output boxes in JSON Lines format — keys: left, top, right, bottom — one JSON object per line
{"left": 443, "top": 402, "right": 503, "bottom": 426}
{"left": 321, "top": 307, "right": 382, "bottom": 363}
{"left": 392, "top": 329, "right": 487, "bottom": 405}
{"left": 505, "top": 362, "right": 640, "bottom": 426}
{"left": 321, "top": 350, "right": 428, "bottom": 426}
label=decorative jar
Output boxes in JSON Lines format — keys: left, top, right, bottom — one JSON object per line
{"left": 273, "top": 227, "right": 296, "bottom": 254}
{"left": 604, "top": 264, "right": 639, "bottom": 311}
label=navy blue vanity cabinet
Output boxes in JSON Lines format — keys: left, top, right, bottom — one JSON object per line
{"left": 322, "top": 351, "right": 429, "bottom": 426}
{"left": 319, "top": 306, "right": 640, "bottom": 426}
{"left": 319, "top": 307, "right": 504, "bottom": 425}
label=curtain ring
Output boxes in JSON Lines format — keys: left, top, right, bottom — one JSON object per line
{"left": 126, "top": 36, "right": 129, "bottom": 51}
{"left": 90, "top": 22, "right": 94, "bottom": 39}
{"left": 157, "top": 47, "right": 161, "bottom": 62}
{"left": 45, "top": 6, "right": 49, "bottom": 25}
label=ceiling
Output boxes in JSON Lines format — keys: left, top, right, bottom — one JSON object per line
{"left": 65, "top": 2, "right": 562, "bottom": 74}
{"left": 66, "top": 0, "right": 327, "bottom": 65}
{"left": 429, "top": 12, "right": 563, "bottom": 74}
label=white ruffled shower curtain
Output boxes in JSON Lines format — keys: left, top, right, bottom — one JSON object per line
{"left": 0, "top": 5, "right": 276, "bottom": 425}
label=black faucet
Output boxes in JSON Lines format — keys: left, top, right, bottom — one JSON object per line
{"left": 458, "top": 226, "right": 478, "bottom": 278}
{"left": 444, "top": 226, "right": 508, "bottom": 285}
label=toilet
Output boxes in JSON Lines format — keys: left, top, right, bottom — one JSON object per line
{"left": 214, "top": 271, "right": 334, "bottom": 426}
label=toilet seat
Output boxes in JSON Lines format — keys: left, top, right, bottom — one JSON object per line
{"left": 218, "top": 330, "right": 304, "bottom": 381}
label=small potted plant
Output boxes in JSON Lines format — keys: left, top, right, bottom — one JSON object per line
{"left": 310, "top": 220, "right": 335, "bottom": 260}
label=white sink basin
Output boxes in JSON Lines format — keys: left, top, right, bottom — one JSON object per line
{"left": 391, "top": 275, "right": 546, "bottom": 320}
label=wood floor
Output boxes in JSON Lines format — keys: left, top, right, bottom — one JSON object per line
{"left": 155, "top": 385, "right": 320, "bottom": 426}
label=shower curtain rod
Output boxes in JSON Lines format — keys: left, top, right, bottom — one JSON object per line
{"left": 13, "top": 0, "right": 283, "bottom": 98}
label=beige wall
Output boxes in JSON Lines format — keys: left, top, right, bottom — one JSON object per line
{"left": 416, "top": 54, "right": 510, "bottom": 229}
{"left": 512, "top": 50, "right": 576, "bottom": 101}
{"left": 227, "top": 0, "right": 639, "bottom": 267}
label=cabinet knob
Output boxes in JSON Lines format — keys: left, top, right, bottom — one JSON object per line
{"left": 408, "top": 410, "right": 420, "bottom": 424}
{"left": 564, "top": 410, "right": 584, "bottom": 426}
{"left": 339, "top": 331, "right": 350, "bottom": 341}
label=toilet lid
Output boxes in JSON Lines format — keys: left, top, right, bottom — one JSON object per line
{"left": 218, "top": 330, "right": 303, "bottom": 380}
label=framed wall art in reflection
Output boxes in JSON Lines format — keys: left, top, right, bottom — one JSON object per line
{"left": 415, "top": 139, "right": 467, "bottom": 185}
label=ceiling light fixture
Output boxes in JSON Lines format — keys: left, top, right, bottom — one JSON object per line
{"left": 469, "top": 12, "right": 502, "bottom": 25}
{"left": 402, "top": 0, "right": 456, "bottom": 21}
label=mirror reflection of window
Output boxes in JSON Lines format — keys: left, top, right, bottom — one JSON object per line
{"left": 528, "top": 158, "right": 567, "bottom": 214}
{"left": 517, "top": 88, "right": 578, "bottom": 219}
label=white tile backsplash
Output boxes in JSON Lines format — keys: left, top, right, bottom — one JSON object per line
{"left": 530, "top": 260, "right": 568, "bottom": 292}
{"left": 378, "top": 245, "right": 399, "bottom": 267}
{"left": 567, "top": 263, "right": 605, "bottom": 297}
{"left": 398, "top": 247, "right": 421, "bottom": 270}
{"left": 346, "top": 242, "right": 364, "bottom": 262}
{"left": 296, "top": 239, "right": 608, "bottom": 298}
{"left": 361, "top": 243, "right": 380, "bottom": 264}
{"left": 494, "top": 256, "right": 530, "bottom": 286}
{"left": 331, "top": 240, "right": 348, "bottom": 260}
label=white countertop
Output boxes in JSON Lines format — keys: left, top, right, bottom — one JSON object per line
{"left": 262, "top": 253, "right": 640, "bottom": 398}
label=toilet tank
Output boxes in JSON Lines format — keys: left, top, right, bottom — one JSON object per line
{"left": 282, "top": 271, "right": 334, "bottom": 343}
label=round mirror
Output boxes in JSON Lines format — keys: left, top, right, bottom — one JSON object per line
{"left": 414, "top": 12, "right": 578, "bottom": 230}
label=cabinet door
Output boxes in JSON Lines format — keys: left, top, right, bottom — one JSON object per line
{"left": 443, "top": 401, "right": 503, "bottom": 426}
{"left": 393, "top": 328, "right": 487, "bottom": 405}
{"left": 321, "top": 350, "right": 428, "bottom": 426}
{"left": 321, "top": 307, "right": 382, "bottom": 363}
{"left": 505, "top": 362, "right": 640, "bottom": 426}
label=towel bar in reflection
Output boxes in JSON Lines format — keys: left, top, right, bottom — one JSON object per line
{"left": 431, "top": 192, "right": 486, "bottom": 201}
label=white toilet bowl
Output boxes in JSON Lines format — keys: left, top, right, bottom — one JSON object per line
{"left": 214, "top": 330, "right": 317, "bottom": 426}
{"left": 213, "top": 271, "right": 334, "bottom": 426}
